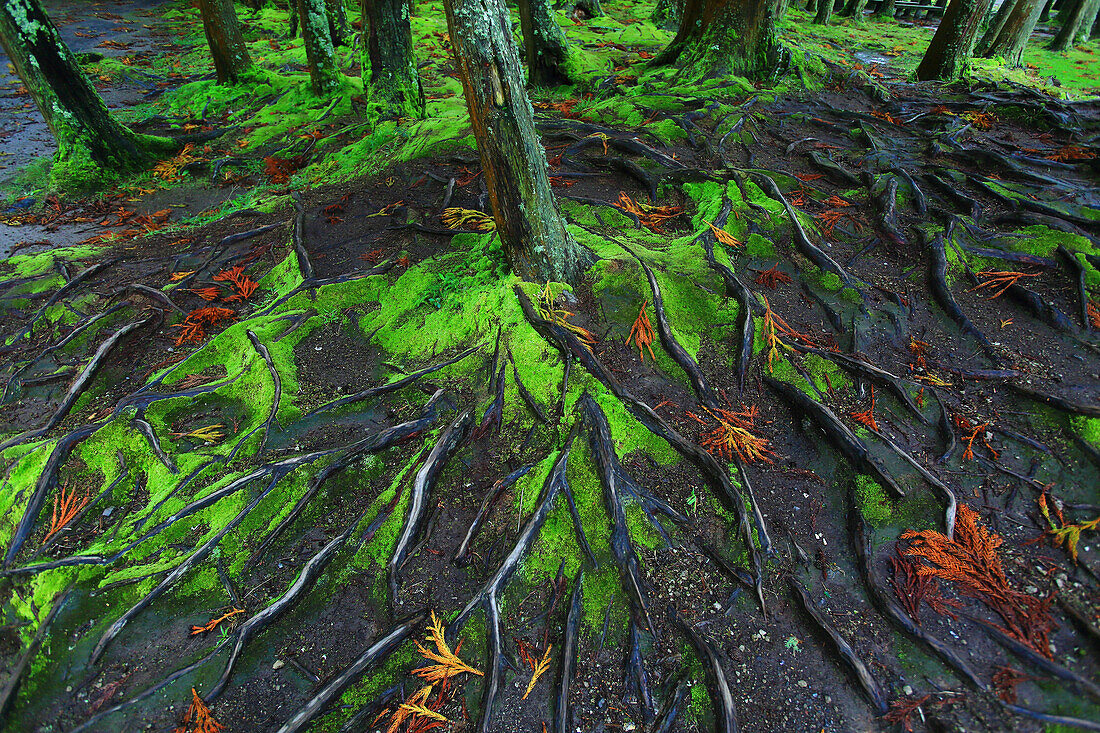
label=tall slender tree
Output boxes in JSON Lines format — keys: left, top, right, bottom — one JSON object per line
{"left": 654, "top": 0, "right": 784, "bottom": 79}
{"left": 978, "top": 0, "right": 1016, "bottom": 52}
{"left": 0, "top": 0, "right": 175, "bottom": 187}
{"left": 981, "top": 0, "right": 1044, "bottom": 64}
{"left": 517, "top": 0, "right": 574, "bottom": 86}
{"left": 442, "top": 0, "right": 593, "bottom": 283}
{"left": 916, "top": 0, "right": 993, "bottom": 79}
{"left": 839, "top": 0, "right": 870, "bottom": 19}
{"left": 362, "top": 0, "right": 425, "bottom": 116}
{"left": 198, "top": 0, "right": 252, "bottom": 84}
{"left": 815, "top": 0, "right": 835, "bottom": 23}
{"left": 296, "top": 0, "right": 341, "bottom": 93}
{"left": 1048, "top": 0, "right": 1100, "bottom": 49}
{"left": 875, "top": 0, "right": 897, "bottom": 17}
{"left": 326, "top": 0, "right": 349, "bottom": 46}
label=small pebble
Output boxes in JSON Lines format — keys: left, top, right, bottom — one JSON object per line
{"left": 272, "top": 659, "right": 285, "bottom": 670}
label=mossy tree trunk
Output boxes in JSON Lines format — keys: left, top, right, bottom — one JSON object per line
{"left": 442, "top": 0, "right": 593, "bottom": 283}
{"left": 1039, "top": 0, "right": 1057, "bottom": 21}
{"left": 978, "top": 0, "right": 1022, "bottom": 52}
{"left": 326, "top": 0, "right": 349, "bottom": 45}
{"left": 362, "top": 0, "right": 425, "bottom": 116}
{"left": 0, "top": 0, "right": 175, "bottom": 187}
{"left": 806, "top": 0, "right": 819, "bottom": 14}
{"left": 576, "top": 0, "right": 604, "bottom": 16}
{"left": 814, "top": 0, "right": 834, "bottom": 23}
{"left": 296, "top": 0, "right": 341, "bottom": 93}
{"left": 198, "top": 0, "right": 252, "bottom": 84}
{"left": 655, "top": 0, "right": 783, "bottom": 80}
{"left": 874, "top": 0, "right": 896, "bottom": 17}
{"left": 1048, "top": 0, "right": 1100, "bottom": 48}
{"left": 517, "top": 0, "right": 574, "bottom": 86}
{"left": 651, "top": 0, "right": 683, "bottom": 28}
{"left": 916, "top": 0, "right": 992, "bottom": 79}
{"left": 981, "top": 0, "right": 1044, "bottom": 64}
{"left": 839, "top": 0, "right": 870, "bottom": 19}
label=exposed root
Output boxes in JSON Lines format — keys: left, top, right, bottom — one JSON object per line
{"left": 788, "top": 576, "right": 888, "bottom": 714}
{"left": 453, "top": 464, "right": 534, "bottom": 567}
{"left": 553, "top": 571, "right": 583, "bottom": 733}
{"left": 389, "top": 409, "right": 472, "bottom": 604}
{"left": 274, "top": 612, "right": 428, "bottom": 733}
{"left": 673, "top": 613, "right": 739, "bottom": 733}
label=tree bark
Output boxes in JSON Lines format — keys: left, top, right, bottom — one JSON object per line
{"left": 326, "top": 0, "right": 349, "bottom": 45}
{"left": 442, "top": 0, "right": 593, "bottom": 282}
{"left": 517, "top": 0, "right": 574, "bottom": 86}
{"left": 655, "top": 0, "right": 783, "bottom": 80}
{"left": 198, "top": 0, "right": 252, "bottom": 84}
{"left": 0, "top": 0, "right": 174, "bottom": 187}
{"left": 1048, "top": 0, "right": 1100, "bottom": 48}
{"left": 815, "top": 0, "right": 834, "bottom": 23}
{"left": 362, "top": 0, "right": 425, "bottom": 116}
{"left": 840, "top": 0, "right": 870, "bottom": 19}
{"left": 874, "top": 0, "right": 896, "bottom": 16}
{"left": 982, "top": 0, "right": 1044, "bottom": 64}
{"left": 806, "top": 0, "right": 819, "bottom": 13}
{"left": 576, "top": 0, "right": 604, "bottom": 16}
{"left": 978, "top": 0, "right": 1022, "bottom": 52}
{"left": 1039, "top": 0, "right": 1057, "bottom": 22}
{"left": 296, "top": 0, "right": 341, "bottom": 94}
{"left": 916, "top": 0, "right": 993, "bottom": 79}
{"left": 651, "top": 0, "right": 684, "bottom": 28}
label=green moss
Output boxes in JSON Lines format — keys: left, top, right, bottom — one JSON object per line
{"left": 853, "top": 473, "right": 891, "bottom": 527}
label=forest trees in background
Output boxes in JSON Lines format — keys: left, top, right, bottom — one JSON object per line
{"left": 362, "top": 0, "right": 426, "bottom": 116}
{"left": 655, "top": 0, "right": 784, "bottom": 79}
{"left": 981, "top": 0, "right": 1046, "bottom": 64}
{"left": 517, "top": 0, "right": 576, "bottom": 86}
{"left": 296, "top": 0, "right": 341, "bottom": 93}
{"left": 442, "top": 0, "right": 594, "bottom": 282}
{"left": 1048, "top": 0, "right": 1100, "bottom": 50}
{"left": 916, "top": 0, "right": 993, "bottom": 79}
{"left": 0, "top": 0, "right": 176, "bottom": 186}
{"left": 198, "top": 0, "right": 252, "bottom": 84}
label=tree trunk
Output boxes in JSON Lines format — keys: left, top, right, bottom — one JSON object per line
{"left": 517, "top": 0, "right": 574, "bottom": 85}
{"left": 978, "top": 0, "right": 1021, "bottom": 52}
{"left": 1092, "top": 2, "right": 1100, "bottom": 32}
{"left": 1048, "top": 0, "right": 1100, "bottom": 47}
{"left": 840, "top": 0, "right": 870, "bottom": 19}
{"left": 198, "top": 0, "right": 252, "bottom": 84}
{"left": 575, "top": 0, "right": 604, "bottom": 16}
{"left": 806, "top": 0, "right": 819, "bottom": 13}
{"left": 651, "top": 0, "right": 684, "bottom": 28}
{"left": 982, "top": 0, "right": 1044, "bottom": 64}
{"left": 442, "top": 0, "right": 593, "bottom": 283}
{"left": 874, "top": 0, "right": 896, "bottom": 16}
{"left": 0, "top": 0, "right": 174, "bottom": 187}
{"left": 655, "top": 0, "right": 783, "bottom": 80}
{"left": 362, "top": 0, "right": 425, "bottom": 116}
{"left": 1039, "top": 0, "right": 1057, "bottom": 22}
{"left": 326, "top": 0, "right": 349, "bottom": 45}
{"left": 916, "top": 0, "right": 993, "bottom": 79}
{"left": 296, "top": 0, "right": 341, "bottom": 93}
{"left": 815, "top": 0, "right": 834, "bottom": 23}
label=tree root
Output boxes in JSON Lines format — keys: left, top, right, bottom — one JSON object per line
{"left": 90, "top": 448, "right": 340, "bottom": 663}
{"left": 673, "top": 613, "right": 739, "bottom": 733}
{"left": 274, "top": 612, "right": 428, "bottom": 733}
{"left": 0, "top": 584, "right": 73, "bottom": 721}
{"left": 291, "top": 192, "right": 315, "bottom": 282}
{"left": 509, "top": 350, "right": 548, "bottom": 422}
{"left": 252, "top": 395, "right": 444, "bottom": 569}
{"left": 307, "top": 345, "right": 481, "bottom": 417}
{"left": 652, "top": 676, "right": 690, "bottom": 733}
{"left": 516, "top": 285, "right": 766, "bottom": 617}
{"left": 453, "top": 464, "right": 533, "bottom": 567}
{"left": 389, "top": 409, "right": 472, "bottom": 604}
{"left": 1001, "top": 702, "right": 1100, "bottom": 732}
{"left": 764, "top": 376, "right": 905, "bottom": 499}
{"left": 1004, "top": 382, "right": 1100, "bottom": 419}
{"left": 581, "top": 393, "right": 654, "bottom": 631}
{"left": 925, "top": 234, "right": 999, "bottom": 362}
{"left": 754, "top": 174, "right": 854, "bottom": 287}
{"left": 131, "top": 414, "right": 177, "bottom": 474}
{"left": 849, "top": 506, "right": 985, "bottom": 689}
{"left": 10, "top": 258, "right": 116, "bottom": 344}
{"left": 245, "top": 329, "right": 282, "bottom": 455}
{"left": 788, "top": 576, "right": 888, "bottom": 714}
{"left": 553, "top": 570, "right": 583, "bottom": 733}
{"left": 449, "top": 433, "right": 576, "bottom": 733}
{"left": 702, "top": 236, "right": 754, "bottom": 393}
{"left": 626, "top": 620, "right": 655, "bottom": 722}
{"left": 0, "top": 314, "right": 154, "bottom": 453}
{"left": 1057, "top": 245, "right": 1092, "bottom": 333}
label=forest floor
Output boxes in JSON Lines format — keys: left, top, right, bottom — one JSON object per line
{"left": 0, "top": 2, "right": 1099, "bottom": 733}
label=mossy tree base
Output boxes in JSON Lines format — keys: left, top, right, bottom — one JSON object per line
{"left": 655, "top": 0, "right": 783, "bottom": 81}
{"left": 362, "top": 0, "right": 426, "bottom": 117}
{"left": 915, "top": 0, "right": 992, "bottom": 80}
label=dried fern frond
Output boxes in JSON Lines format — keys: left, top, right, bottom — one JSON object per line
{"left": 626, "top": 300, "right": 656, "bottom": 361}
{"left": 173, "top": 688, "right": 225, "bottom": 733}
{"left": 410, "top": 610, "right": 483, "bottom": 684}
{"left": 708, "top": 222, "right": 742, "bottom": 248}
{"left": 442, "top": 207, "right": 495, "bottom": 232}
{"left": 522, "top": 645, "right": 552, "bottom": 700}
